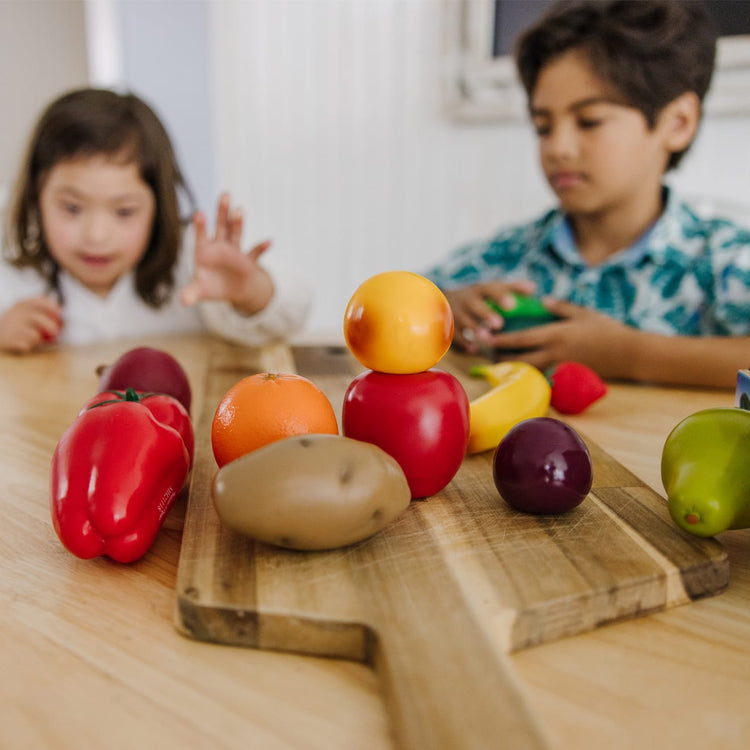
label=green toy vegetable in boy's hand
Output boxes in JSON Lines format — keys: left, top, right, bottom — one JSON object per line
{"left": 485, "top": 292, "right": 558, "bottom": 332}
{"left": 661, "top": 407, "right": 750, "bottom": 537}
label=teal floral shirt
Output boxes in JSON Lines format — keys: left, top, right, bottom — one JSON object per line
{"left": 424, "top": 189, "right": 750, "bottom": 336}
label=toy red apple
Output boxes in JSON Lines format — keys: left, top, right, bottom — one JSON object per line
{"left": 342, "top": 368, "right": 470, "bottom": 499}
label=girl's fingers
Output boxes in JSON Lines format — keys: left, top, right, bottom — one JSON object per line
{"left": 247, "top": 240, "right": 271, "bottom": 262}
{"left": 36, "top": 315, "right": 61, "bottom": 341}
{"left": 179, "top": 278, "right": 202, "bottom": 307}
{"left": 193, "top": 211, "right": 207, "bottom": 245}
{"left": 228, "top": 207, "right": 243, "bottom": 247}
{"left": 30, "top": 298, "right": 63, "bottom": 339}
{"left": 214, "top": 193, "right": 231, "bottom": 241}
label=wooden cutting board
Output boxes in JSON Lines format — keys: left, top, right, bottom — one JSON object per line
{"left": 174, "top": 340, "right": 729, "bottom": 749}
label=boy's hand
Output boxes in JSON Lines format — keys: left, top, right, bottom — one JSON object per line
{"left": 180, "top": 192, "right": 275, "bottom": 315}
{"left": 486, "top": 297, "right": 638, "bottom": 378}
{"left": 0, "top": 296, "right": 63, "bottom": 354}
{"left": 444, "top": 280, "right": 537, "bottom": 354}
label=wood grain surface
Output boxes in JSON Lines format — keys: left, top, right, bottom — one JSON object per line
{"left": 5, "top": 334, "right": 750, "bottom": 750}
{"left": 174, "top": 340, "right": 728, "bottom": 750}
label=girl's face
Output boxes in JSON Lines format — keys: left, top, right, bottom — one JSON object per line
{"left": 530, "top": 48, "right": 673, "bottom": 220}
{"left": 39, "top": 155, "right": 156, "bottom": 297}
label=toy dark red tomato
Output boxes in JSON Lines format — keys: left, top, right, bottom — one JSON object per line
{"left": 342, "top": 369, "right": 469, "bottom": 499}
{"left": 98, "top": 346, "right": 192, "bottom": 414}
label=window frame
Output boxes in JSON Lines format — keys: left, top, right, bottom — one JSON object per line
{"left": 442, "top": 0, "right": 750, "bottom": 122}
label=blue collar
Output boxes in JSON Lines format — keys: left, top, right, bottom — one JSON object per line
{"left": 548, "top": 186, "right": 678, "bottom": 268}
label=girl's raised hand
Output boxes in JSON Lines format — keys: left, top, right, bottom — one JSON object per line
{"left": 0, "top": 296, "right": 63, "bottom": 354}
{"left": 180, "top": 193, "right": 274, "bottom": 315}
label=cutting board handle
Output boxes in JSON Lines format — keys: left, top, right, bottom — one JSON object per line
{"left": 176, "top": 551, "right": 551, "bottom": 750}
{"left": 359, "top": 559, "right": 551, "bottom": 748}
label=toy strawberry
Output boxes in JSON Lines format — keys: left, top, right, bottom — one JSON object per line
{"left": 546, "top": 361, "right": 607, "bottom": 415}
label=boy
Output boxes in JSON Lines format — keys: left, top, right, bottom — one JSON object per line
{"left": 425, "top": 0, "right": 750, "bottom": 388}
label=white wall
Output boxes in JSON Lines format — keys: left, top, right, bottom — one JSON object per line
{"left": 209, "top": 0, "right": 550, "bottom": 335}
{"left": 207, "top": 0, "right": 750, "bottom": 336}
{"left": 86, "top": 0, "right": 215, "bottom": 217}
{"left": 0, "top": 1, "right": 88, "bottom": 207}
{"left": 119, "top": 0, "right": 215, "bottom": 216}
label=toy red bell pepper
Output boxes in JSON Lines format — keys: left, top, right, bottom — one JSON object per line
{"left": 50, "top": 388, "right": 193, "bottom": 563}
{"left": 79, "top": 388, "right": 195, "bottom": 466}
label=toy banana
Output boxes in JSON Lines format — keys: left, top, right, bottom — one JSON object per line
{"left": 467, "top": 361, "right": 551, "bottom": 454}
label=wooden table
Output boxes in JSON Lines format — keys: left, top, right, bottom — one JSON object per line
{"left": 2, "top": 333, "right": 749, "bottom": 750}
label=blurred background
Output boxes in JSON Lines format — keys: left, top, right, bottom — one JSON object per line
{"left": 1, "top": 0, "right": 749, "bottom": 336}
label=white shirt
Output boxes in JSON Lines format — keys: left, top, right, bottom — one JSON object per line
{"left": 0, "top": 243, "right": 311, "bottom": 347}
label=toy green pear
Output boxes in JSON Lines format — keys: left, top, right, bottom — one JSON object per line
{"left": 661, "top": 407, "right": 750, "bottom": 537}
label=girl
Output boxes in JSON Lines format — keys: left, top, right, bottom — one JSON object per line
{"left": 0, "top": 88, "right": 310, "bottom": 353}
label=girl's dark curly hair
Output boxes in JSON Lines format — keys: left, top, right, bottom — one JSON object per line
{"left": 3, "top": 88, "right": 194, "bottom": 306}
{"left": 515, "top": 0, "right": 718, "bottom": 170}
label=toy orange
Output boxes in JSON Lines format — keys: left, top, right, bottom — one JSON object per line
{"left": 211, "top": 372, "right": 339, "bottom": 467}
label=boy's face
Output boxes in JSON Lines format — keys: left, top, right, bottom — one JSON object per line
{"left": 39, "top": 155, "right": 156, "bottom": 298}
{"left": 530, "top": 49, "right": 673, "bottom": 219}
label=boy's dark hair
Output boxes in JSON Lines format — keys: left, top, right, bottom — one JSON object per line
{"left": 4, "top": 88, "right": 194, "bottom": 306}
{"left": 515, "top": 0, "right": 718, "bottom": 170}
